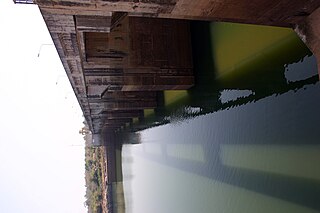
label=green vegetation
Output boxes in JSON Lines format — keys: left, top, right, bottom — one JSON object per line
{"left": 81, "top": 121, "right": 105, "bottom": 213}
{"left": 84, "top": 146, "right": 104, "bottom": 213}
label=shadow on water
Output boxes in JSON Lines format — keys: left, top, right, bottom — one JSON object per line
{"left": 188, "top": 22, "right": 317, "bottom": 113}
{"left": 120, "top": 21, "right": 320, "bottom": 213}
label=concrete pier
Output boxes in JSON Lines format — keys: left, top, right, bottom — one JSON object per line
{"left": 296, "top": 7, "right": 320, "bottom": 76}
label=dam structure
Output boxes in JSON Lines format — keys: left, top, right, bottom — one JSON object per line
{"left": 14, "top": 0, "right": 320, "bottom": 138}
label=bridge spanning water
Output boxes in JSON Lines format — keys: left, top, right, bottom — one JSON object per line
{"left": 15, "top": 1, "right": 320, "bottom": 212}
{"left": 16, "top": 0, "right": 320, "bottom": 137}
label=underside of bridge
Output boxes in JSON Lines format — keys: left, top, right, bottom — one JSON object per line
{"left": 39, "top": 11, "right": 194, "bottom": 136}
{"left": 17, "top": 0, "right": 320, "bottom": 139}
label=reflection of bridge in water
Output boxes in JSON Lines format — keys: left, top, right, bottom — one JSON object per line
{"left": 116, "top": 22, "right": 320, "bottom": 213}
{"left": 122, "top": 79, "right": 320, "bottom": 212}
{"left": 120, "top": 25, "right": 320, "bottom": 211}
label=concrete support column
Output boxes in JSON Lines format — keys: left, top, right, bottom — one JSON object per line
{"left": 296, "top": 7, "right": 320, "bottom": 77}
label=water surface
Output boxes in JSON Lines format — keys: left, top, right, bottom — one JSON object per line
{"left": 121, "top": 22, "right": 320, "bottom": 213}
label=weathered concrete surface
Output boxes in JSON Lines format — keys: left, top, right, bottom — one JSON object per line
{"left": 35, "top": 0, "right": 320, "bottom": 27}
{"left": 39, "top": 9, "right": 193, "bottom": 134}
{"left": 83, "top": 17, "right": 193, "bottom": 91}
{"left": 36, "top": 0, "right": 320, "bottom": 76}
{"left": 296, "top": 7, "right": 320, "bottom": 76}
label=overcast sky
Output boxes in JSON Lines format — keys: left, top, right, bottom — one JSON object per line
{"left": 0, "top": 1, "right": 87, "bottom": 212}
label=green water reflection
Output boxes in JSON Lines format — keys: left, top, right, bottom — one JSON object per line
{"left": 119, "top": 21, "right": 320, "bottom": 213}
{"left": 221, "top": 145, "right": 320, "bottom": 181}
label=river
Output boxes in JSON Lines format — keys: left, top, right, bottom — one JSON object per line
{"left": 119, "top": 21, "right": 320, "bottom": 213}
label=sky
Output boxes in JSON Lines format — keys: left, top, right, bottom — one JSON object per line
{"left": 0, "top": 1, "right": 87, "bottom": 212}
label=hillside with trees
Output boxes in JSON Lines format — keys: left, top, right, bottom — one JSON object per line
{"left": 84, "top": 146, "right": 104, "bottom": 213}
{"left": 81, "top": 121, "right": 107, "bottom": 213}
